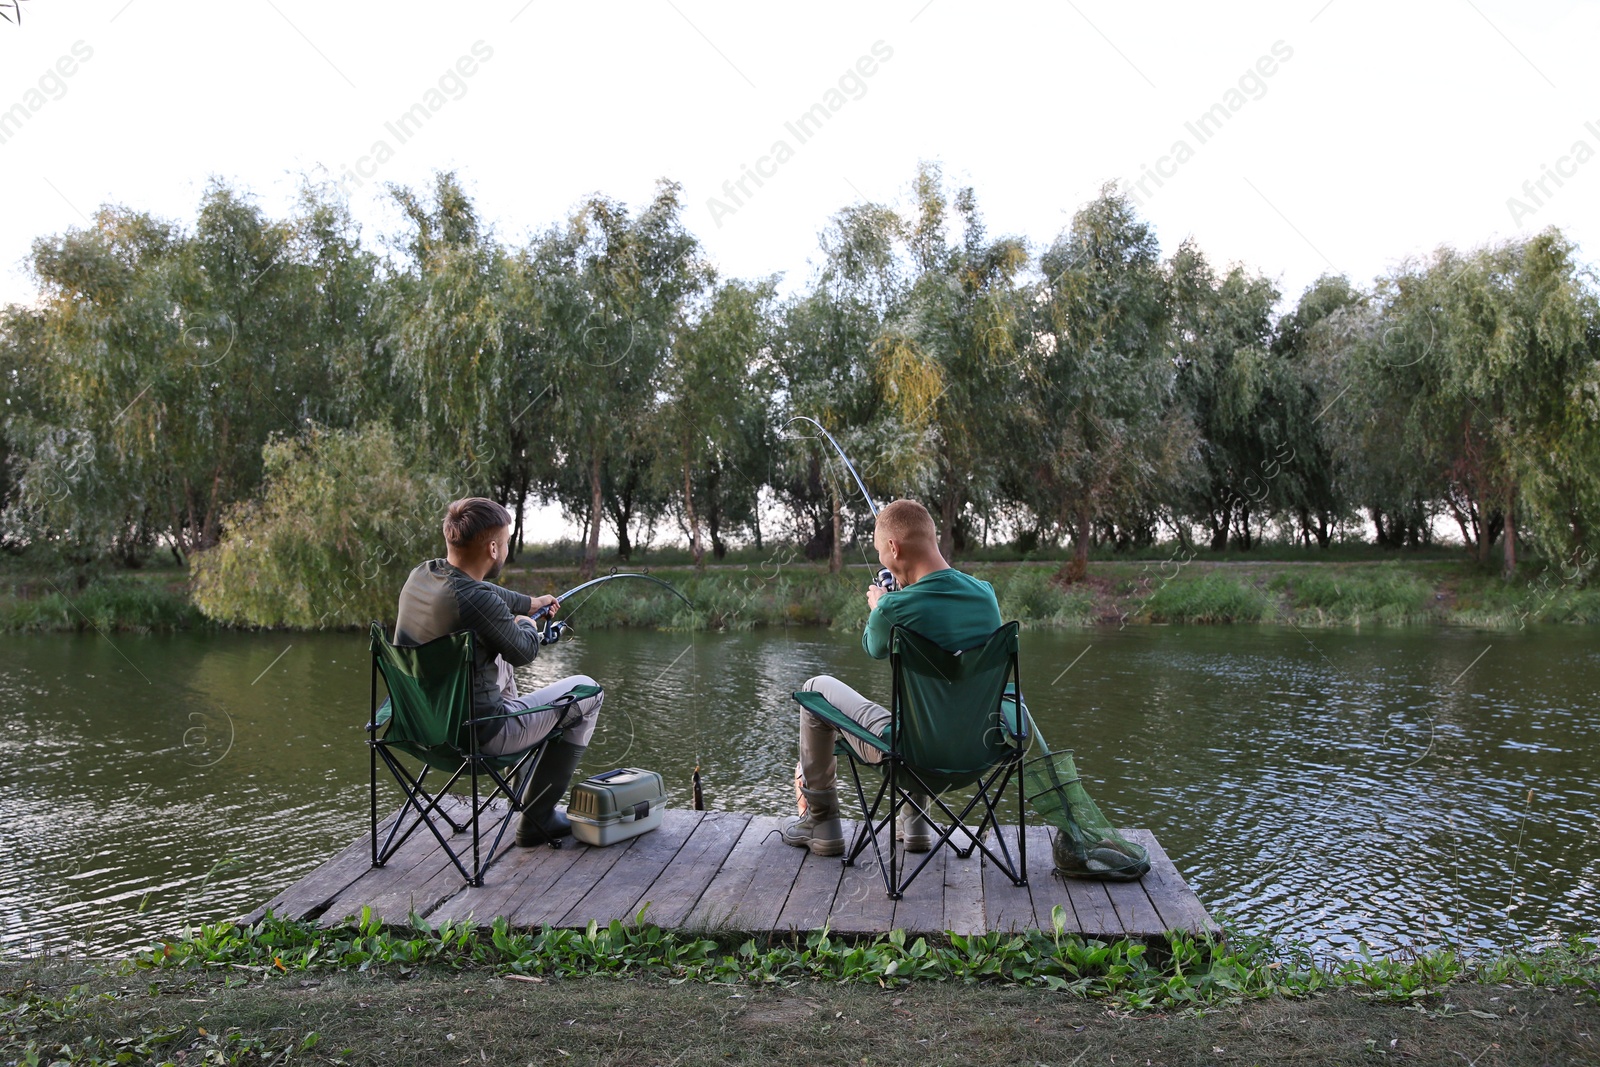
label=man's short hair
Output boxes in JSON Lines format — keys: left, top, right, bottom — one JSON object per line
{"left": 443, "top": 497, "right": 512, "bottom": 548}
{"left": 877, "top": 498, "right": 937, "bottom": 550}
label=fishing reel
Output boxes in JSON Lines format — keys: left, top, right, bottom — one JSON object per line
{"left": 536, "top": 618, "right": 572, "bottom": 645}
{"left": 875, "top": 567, "right": 897, "bottom": 592}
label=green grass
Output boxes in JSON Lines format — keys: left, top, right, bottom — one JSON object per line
{"left": 5, "top": 917, "right": 1597, "bottom": 1067}
{"left": 1140, "top": 572, "right": 1273, "bottom": 623}
{"left": 0, "top": 574, "right": 207, "bottom": 633}
{"left": 104, "top": 911, "right": 1600, "bottom": 1008}
{"left": 1267, "top": 561, "right": 1438, "bottom": 625}
{"left": 2, "top": 543, "right": 1598, "bottom": 632}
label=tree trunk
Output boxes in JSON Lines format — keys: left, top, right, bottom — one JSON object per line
{"left": 1502, "top": 491, "right": 1517, "bottom": 579}
{"left": 1210, "top": 499, "right": 1232, "bottom": 552}
{"left": 1232, "top": 504, "right": 1254, "bottom": 551}
{"left": 829, "top": 490, "right": 843, "bottom": 574}
{"left": 939, "top": 489, "right": 957, "bottom": 561}
{"left": 583, "top": 450, "right": 602, "bottom": 579}
{"left": 683, "top": 458, "right": 704, "bottom": 568}
{"left": 510, "top": 477, "right": 528, "bottom": 561}
{"left": 1059, "top": 496, "right": 1092, "bottom": 583}
{"left": 706, "top": 466, "right": 727, "bottom": 561}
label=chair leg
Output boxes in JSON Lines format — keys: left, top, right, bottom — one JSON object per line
{"left": 887, "top": 769, "right": 901, "bottom": 900}
{"left": 1016, "top": 754, "right": 1028, "bottom": 888}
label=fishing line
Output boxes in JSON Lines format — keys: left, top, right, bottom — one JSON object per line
{"left": 786, "top": 415, "right": 897, "bottom": 586}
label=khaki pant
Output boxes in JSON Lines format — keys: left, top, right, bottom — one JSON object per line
{"left": 483, "top": 656, "right": 603, "bottom": 754}
{"left": 797, "top": 674, "right": 891, "bottom": 792}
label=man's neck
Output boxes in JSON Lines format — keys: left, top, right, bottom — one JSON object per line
{"left": 901, "top": 557, "right": 950, "bottom": 587}
{"left": 445, "top": 553, "right": 488, "bottom": 581}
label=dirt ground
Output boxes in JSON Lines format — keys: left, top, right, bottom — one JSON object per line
{"left": 6, "top": 962, "right": 1597, "bottom": 1066}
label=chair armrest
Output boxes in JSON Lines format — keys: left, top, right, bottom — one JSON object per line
{"left": 1001, "top": 684, "right": 1031, "bottom": 745}
{"left": 367, "top": 697, "right": 393, "bottom": 732}
{"left": 469, "top": 683, "right": 605, "bottom": 724}
{"left": 792, "top": 690, "right": 891, "bottom": 753}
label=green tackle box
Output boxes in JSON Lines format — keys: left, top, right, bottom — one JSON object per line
{"left": 567, "top": 767, "right": 667, "bottom": 846}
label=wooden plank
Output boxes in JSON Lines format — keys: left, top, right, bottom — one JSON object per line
{"left": 773, "top": 847, "right": 846, "bottom": 933}
{"left": 1102, "top": 869, "right": 1164, "bottom": 939}
{"left": 725, "top": 821, "right": 808, "bottom": 932}
{"left": 941, "top": 839, "right": 986, "bottom": 937}
{"left": 390, "top": 806, "right": 525, "bottom": 925}
{"left": 331, "top": 799, "right": 518, "bottom": 926}
{"left": 628, "top": 810, "right": 749, "bottom": 929}
{"left": 823, "top": 820, "right": 899, "bottom": 936}
{"left": 1059, "top": 869, "right": 1123, "bottom": 940}
{"left": 427, "top": 824, "right": 590, "bottom": 926}
{"left": 684, "top": 815, "right": 803, "bottom": 934}
{"left": 507, "top": 832, "right": 650, "bottom": 929}
{"left": 888, "top": 844, "right": 946, "bottom": 937}
{"left": 240, "top": 807, "right": 401, "bottom": 925}
{"left": 244, "top": 807, "right": 1216, "bottom": 943}
{"left": 1024, "top": 825, "right": 1081, "bottom": 935}
{"left": 979, "top": 824, "right": 1035, "bottom": 933}
{"left": 559, "top": 809, "right": 703, "bottom": 929}
{"left": 1123, "top": 828, "right": 1218, "bottom": 936}
{"left": 827, "top": 860, "right": 898, "bottom": 935}
{"left": 318, "top": 797, "right": 477, "bottom": 926}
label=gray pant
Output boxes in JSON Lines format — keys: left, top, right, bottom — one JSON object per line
{"left": 482, "top": 656, "right": 603, "bottom": 755}
{"left": 797, "top": 674, "right": 891, "bottom": 792}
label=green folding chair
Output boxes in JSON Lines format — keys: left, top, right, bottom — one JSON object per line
{"left": 367, "top": 622, "right": 601, "bottom": 886}
{"left": 791, "top": 621, "right": 1030, "bottom": 899}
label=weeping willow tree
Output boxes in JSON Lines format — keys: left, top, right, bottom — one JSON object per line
{"left": 9, "top": 181, "right": 376, "bottom": 570}
{"left": 385, "top": 172, "right": 556, "bottom": 555}
{"left": 1022, "top": 185, "right": 1189, "bottom": 579}
{"left": 529, "top": 181, "right": 706, "bottom": 576}
{"left": 658, "top": 275, "right": 778, "bottom": 565}
{"left": 876, "top": 162, "right": 1029, "bottom": 559}
{"left": 775, "top": 202, "right": 906, "bottom": 571}
{"left": 191, "top": 423, "right": 449, "bottom": 629}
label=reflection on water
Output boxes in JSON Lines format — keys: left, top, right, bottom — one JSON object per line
{"left": 1, "top": 623, "right": 1595, "bottom": 957}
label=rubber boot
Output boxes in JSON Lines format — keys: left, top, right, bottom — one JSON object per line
{"left": 515, "top": 739, "right": 586, "bottom": 847}
{"left": 898, "top": 792, "right": 933, "bottom": 853}
{"left": 781, "top": 786, "right": 844, "bottom": 856}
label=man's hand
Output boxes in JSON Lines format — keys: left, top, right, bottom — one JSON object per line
{"left": 530, "top": 595, "right": 560, "bottom": 616}
{"left": 866, "top": 584, "right": 884, "bottom": 612}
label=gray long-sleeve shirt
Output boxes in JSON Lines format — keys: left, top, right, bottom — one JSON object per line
{"left": 393, "top": 559, "right": 539, "bottom": 739}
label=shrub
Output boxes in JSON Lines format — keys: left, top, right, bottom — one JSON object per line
{"left": 191, "top": 423, "right": 451, "bottom": 629}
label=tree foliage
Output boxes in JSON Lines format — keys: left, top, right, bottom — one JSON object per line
{"left": 4, "top": 170, "right": 1599, "bottom": 625}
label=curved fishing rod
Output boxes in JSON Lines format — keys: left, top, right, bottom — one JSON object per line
{"left": 529, "top": 571, "right": 693, "bottom": 643}
{"left": 785, "top": 415, "right": 880, "bottom": 518}
{"left": 786, "top": 414, "right": 898, "bottom": 591}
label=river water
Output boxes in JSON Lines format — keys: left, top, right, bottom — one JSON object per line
{"left": 1, "top": 624, "right": 1595, "bottom": 958}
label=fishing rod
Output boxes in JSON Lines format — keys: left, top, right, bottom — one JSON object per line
{"left": 786, "top": 415, "right": 880, "bottom": 518}
{"left": 786, "top": 415, "right": 897, "bottom": 591}
{"left": 529, "top": 571, "right": 693, "bottom": 644}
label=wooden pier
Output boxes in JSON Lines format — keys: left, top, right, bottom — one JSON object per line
{"left": 243, "top": 802, "right": 1216, "bottom": 941}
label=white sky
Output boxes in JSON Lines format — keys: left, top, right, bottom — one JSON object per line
{"left": 1, "top": 0, "right": 1597, "bottom": 313}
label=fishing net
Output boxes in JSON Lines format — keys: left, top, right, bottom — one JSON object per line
{"left": 1023, "top": 713, "right": 1150, "bottom": 881}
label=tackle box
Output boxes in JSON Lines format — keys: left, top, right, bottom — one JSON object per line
{"left": 567, "top": 767, "right": 667, "bottom": 846}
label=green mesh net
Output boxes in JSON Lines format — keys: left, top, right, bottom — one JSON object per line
{"left": 1023, "top": 712, "right": 1150, "bottom": 881}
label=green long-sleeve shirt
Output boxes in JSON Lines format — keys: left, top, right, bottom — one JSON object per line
{"left": 862, "top": 567, "right": 1003, "bottom": 659}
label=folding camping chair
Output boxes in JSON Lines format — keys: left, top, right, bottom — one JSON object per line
{"left": 791, "top": 621, "right": 1030, "bottom": 899}
{"left": 367, "top": 622, "right": 601, "bottom": 886}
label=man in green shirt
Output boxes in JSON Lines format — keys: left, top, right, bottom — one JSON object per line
{"left": 781, "top": 499, "right": 1002, "bottom": 856}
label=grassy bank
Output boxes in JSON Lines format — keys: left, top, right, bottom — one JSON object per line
{"left": 4, "top": 552, "right": 1599, "bottom": 633}
{"left": 0, "top": 570, "right": 206, "bottom": 633}
{"left": 4, "top": 916, "right": 1596, "bottom": 1066}
{"left": 454, "top": 557, "right": 1600, "bottom": 631}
